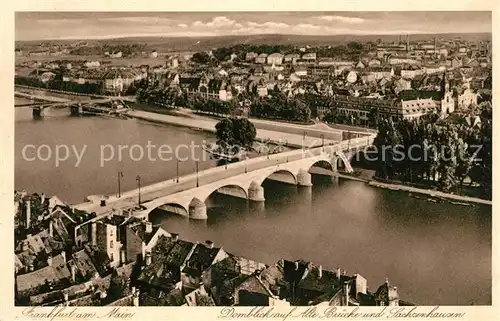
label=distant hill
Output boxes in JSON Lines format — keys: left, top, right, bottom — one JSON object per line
{"left": 16, "top": 32, "right": 492, "bottom": 53}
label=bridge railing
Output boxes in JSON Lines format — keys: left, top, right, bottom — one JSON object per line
{"left": 15, "top": 85, "right": 110, "bottom": 99}
{"left": 90, "top": 134, "right": 377, "bottom": 204}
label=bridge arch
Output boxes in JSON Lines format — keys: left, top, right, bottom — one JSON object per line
{"left": 205, "top": 184, "right": 249, "bottom": 201}
{"left": 308, "top": 159, "right": 335, "bottom": 172}
{"left": 259, "top": 169, "right": 297, "bottom": 186}
{"left": 148, "top": 202, "right": 188, "bottom": 220}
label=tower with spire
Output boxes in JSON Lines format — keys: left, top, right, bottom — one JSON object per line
{"left": 440, "top": 71, "right": 455, "bottom": 116}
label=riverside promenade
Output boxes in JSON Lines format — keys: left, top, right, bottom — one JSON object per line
{"left": 129, "top": 109, "right": 346, "bottom": 148}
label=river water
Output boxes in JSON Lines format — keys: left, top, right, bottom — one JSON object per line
{"left": 15, "top": 106, "right": 491, "bottom": 305}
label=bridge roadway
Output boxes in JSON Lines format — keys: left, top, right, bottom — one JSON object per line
{"left": 73, "top": 135, "right": 375, "bottom": 220}
{"left": 15, "top": 93, "right": 135, "bottom": 110}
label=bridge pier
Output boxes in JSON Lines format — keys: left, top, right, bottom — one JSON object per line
{"left": 248, "top": 201, "right": 265, "bottom": 213}
{"left": 32, "top": 107, "right": 43, "bottom": 119}
{"left": 297, "top": 169, "right": 313, "bottom": 187}
{"left": 248, "top": 181, "right": 265, "bottom": 202}
{"left": 331, "top": 156, "right": 339, "bottom": 172}
{"left": 189, "top": 198, "right": 207, "bottom": 220}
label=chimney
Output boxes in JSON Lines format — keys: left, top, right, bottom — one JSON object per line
{"left": 145, "top": 221, "right": 152, "bottom": 234}
{"left": 48, "top": 220, "right": 53, "bottom": 237}
{"left": 120, "top": 249, "right": 126, "bottom": 265}
{"left": 205, "top": 240, "right": 214, "bottom": 249}
{"left": 133, "top": 288, "right": 140, "bottom": 307}
{"left": 294, "top": 261, "right": 299, "bottom": 270}
{"left": 343, "top": 281, "right": 350, "bottom": 306}
{"left": 406, "top": 34, "right": 410, "bottom": 52}
{"left": 71, "top": 264, "right": 76, "bottom": 282}
{"left": 171, "top": 233, "right": 179, "bottom": 241}
{"left": 336, "top": 266, "right": 341, "bottom": 279}
{"left": 318, "top": 265, "right": 323, "bottom": 279}
{"left": 61, "top": 251, "right": 66, "bottom": 263}
{"left": 342, "top": 269, "right": 347, "bottom": 276}
{"left": 47, "top": 255, "right": 53, "bottom": 266}
{"left": 145, "top": 252, "right": 152, "bottom": 266}
{"left": 91, "top": 223, "right": 97, "bottom": 246}
{"left": 385, "top": 277, "right": 389, "bottom": 285}
{"left": 41, "top": 193, "right": 46, "bottom": 204}
{"left": 63, "top": 291, "right": 69, "bottom": 306}
{"left": 25, "top": 200, "right": 31, "bottom": 229}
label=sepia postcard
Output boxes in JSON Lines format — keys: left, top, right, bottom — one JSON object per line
{"left": 2, "top": 1, "right": 498, "bottom": 320}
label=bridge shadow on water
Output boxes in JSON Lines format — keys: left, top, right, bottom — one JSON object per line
{"left": 149, "top": 171, "right": 342, "bottom": 228}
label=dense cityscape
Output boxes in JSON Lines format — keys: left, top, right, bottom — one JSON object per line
{"left": 15, "top": 12, "right": 492, "bottom": 307}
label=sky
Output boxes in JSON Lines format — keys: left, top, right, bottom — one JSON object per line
{"left": 15, "top": 12, "right": 492, "bottom": 41}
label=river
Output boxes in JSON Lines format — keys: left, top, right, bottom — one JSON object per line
{"left": 15, "top": 105, "right": 491, "bottom": 305}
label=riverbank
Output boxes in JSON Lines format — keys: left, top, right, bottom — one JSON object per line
{"left": 368, "top": 180, "right": 491, "bottom": 206}
{"left": 334, "top": 168, "right": 491, "bottom": 206}
{"left": 128, "top": 109, "right": 341, "bottom": 149}
{"left": 337, "top": 173, "right": 491, "bottom": 206}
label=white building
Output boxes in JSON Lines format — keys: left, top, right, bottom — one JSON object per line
{"left": 267, "top": 53, "right": 284, "bottom": 65}
{"left": 458, "top": 88, "right": 478, "bottom": 109}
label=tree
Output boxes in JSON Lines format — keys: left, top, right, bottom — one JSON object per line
{"left": 233, "top": 118, "right": 257, "bottom": 149}
{"left": 215, "top": 118, "right": 234, "bottom": 148}
{"left": 191, "top": 52, "right": 211, "bottom": 65}
{"left": 346, "top": 41, "right": 364, "bottom": 52}
{"left": 215, "top": 117, "right": 256, "bottom": 150}
{"left": 213, "top": 47, "right": 233, "bottom": 62}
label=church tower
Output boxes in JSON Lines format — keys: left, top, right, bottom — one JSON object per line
{"left": 440, "top": 71, "right": 454, "bottom": 116}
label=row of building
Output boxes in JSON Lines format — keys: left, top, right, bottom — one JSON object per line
{"left": 14, "top": 191, "right": 408, "bottom": 307}
{"left": 15, "top": 37, "right": 492, "bottom": 121}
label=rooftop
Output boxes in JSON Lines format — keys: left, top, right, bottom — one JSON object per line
{"left": 16, "top": 253, "right": 70, "bottom": 295}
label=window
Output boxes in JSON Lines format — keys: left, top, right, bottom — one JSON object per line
{"left": 110, "top": 240, "right": 114, "bottom": 248}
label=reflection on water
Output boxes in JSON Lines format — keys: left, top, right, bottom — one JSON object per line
{"left": 16, "top": 108, "right": 491, "bottom": 305}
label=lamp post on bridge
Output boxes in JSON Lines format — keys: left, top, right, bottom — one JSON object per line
{"left": 320, "top": 134, "right": 325, "bottom": 152}
{"left": 302, "top": 132, "right": 307, "bottom": 151}
{"left": 117, "top": 171, "right": 123, "bottom": 198}
{"left": 176, "top": 158, "right": 180, "bottom": 183}
{"left": 195, "top": 160, "right": 199, "bottom": 187}
{"left": 136, "top": 175, "right": 141, "bottom": 205}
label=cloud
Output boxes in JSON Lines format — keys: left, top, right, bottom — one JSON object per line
{"left": 316, "top": 15, "right": 365, "bottom": 24}
{"left": 178, "top": 23, "right": 188, "bottom": 28}
{"left": 193, "top": 16, "right": 237, "bottom": 28}
{"left": 294, "top": 23, "right": 321, "bottom": 30}
{"left": 246, "top": 21, "right": 289, "bottom": 29}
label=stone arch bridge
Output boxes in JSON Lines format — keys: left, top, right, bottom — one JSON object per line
{"left": 118, "top": 135, "right": 376, "bottom": 220}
